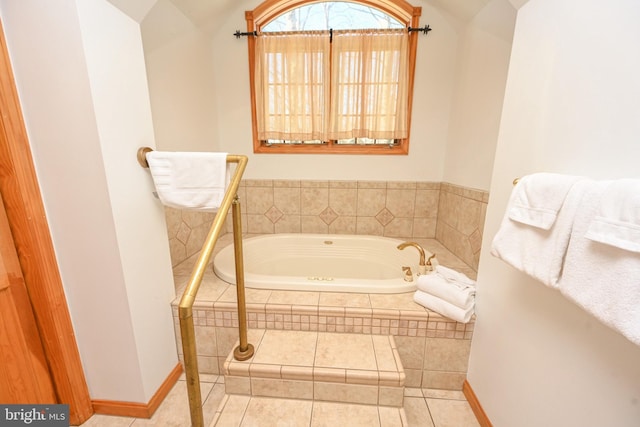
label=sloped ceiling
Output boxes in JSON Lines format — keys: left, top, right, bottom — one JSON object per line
{"left": 108, "top": 0, "right": 530, "bottom": 26}
{"left": 128, "top": 0, "right": 529, "bottom": 53}
{"left": 106, "top": 0, "right": 158, "bottom": 22}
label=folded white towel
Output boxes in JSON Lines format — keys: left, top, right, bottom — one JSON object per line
{"left": 435, "top": 265, "right": 476, "bottom": 286}
{"left": 491, "top": 177, "right": 591, "bottom": 288}
{"left": 146, "top": 151, "right": 229, "bottom": 212}
{"left": 559, "top": 180, "right": 640, "bottom": 346}
{"left": 416, "top": 267, "right": 475, "bottom": 309}
{"left": 507, "top": 173, "right": 584, "bottom": 230}
{"left": 584, "top": 179, "right": 640, "bottom": 253}
{"left": 413, "top": 290, "right": 474, "bottom": 323}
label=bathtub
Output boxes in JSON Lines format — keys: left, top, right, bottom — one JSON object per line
{"left": 213, "top": 233, "right": 427, "bottom": 293}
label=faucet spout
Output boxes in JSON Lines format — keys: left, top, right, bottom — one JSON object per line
{"left": 397, "top": 241, "right": 436, "bottom": 275}
{"left": 397, "top": 241, "right": 426, "bottom": 266}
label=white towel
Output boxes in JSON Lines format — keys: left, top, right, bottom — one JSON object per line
{"left": 416, "top": 266, "right": 475, "bottom": 309}
{"left": 491, "top": 176, "right": 591, "bottom": 288}
{"left": 435, "top": 265, "right": 476, "bottom": 286}
{"left": 413, "top": 290, "right": 474, "bottom": 323}
{"left": 508, "top": 173, "right": 584, "bottom": 230}
{"left": 559, "top": 180, "right": 640, "bottom": 346}
{"left": 146, "top": 151, "right": 229, "bottom": 212}
{"left": 584, "top": 179, "right": 640, "bottom": 253}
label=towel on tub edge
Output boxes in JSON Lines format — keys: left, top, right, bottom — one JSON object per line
{"left": 413, "top": 290, "right": 474, "bottom": 324}
{"left": 416, "top": 266, "right": 476, "bottom": 309}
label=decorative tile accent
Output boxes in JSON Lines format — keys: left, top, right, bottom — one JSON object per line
{"left": 319, "top": 207, "right": 339, "bottom": 225}
{"left": 375, "top": 208, "right": 395, "bottom": 226}
{"left": 265, "top": 205, "right": 283, "bottom": 223}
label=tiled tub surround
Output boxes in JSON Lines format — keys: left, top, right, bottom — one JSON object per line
{"left": 164, "top": 180, "right": 488, "bottom": 271}
{"left": 171, "top": 234, "right": 476, "bottom": 391}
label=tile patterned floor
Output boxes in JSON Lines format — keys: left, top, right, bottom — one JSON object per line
{"left": 80, "top": 374, "right": 480, "bottom": 426}
{"left": 79, "top": 234, "right": 481, "bottom": 426}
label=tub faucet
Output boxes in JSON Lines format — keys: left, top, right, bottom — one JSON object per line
{"left": 397, "top": 241, "right": 436, "bottom": 275}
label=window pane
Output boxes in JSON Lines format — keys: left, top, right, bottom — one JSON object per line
{"left": 263, "top": 2, "right": 404, "bottom": 32}
{"left": 336, "top": 138, "right": 395, "bottom": 145}
{"left": 264, "top": 139, "right": 325, "bottom": 145}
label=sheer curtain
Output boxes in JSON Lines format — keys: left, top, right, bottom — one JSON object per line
{"left": 329, "top": 29, "right": 409, "bottom": 140}
{"left": 254, "top": 29, "right": 409, "bottom": 142}
{"left": 254, "top": 31, "right": 330, "bottom": 141}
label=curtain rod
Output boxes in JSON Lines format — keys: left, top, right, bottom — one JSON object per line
{"left": 233, "top": 25, "right": 431, "bottom": 39}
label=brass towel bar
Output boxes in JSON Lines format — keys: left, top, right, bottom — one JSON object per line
{"left": 137, "top": 147, "right": 253, "bottom": 427}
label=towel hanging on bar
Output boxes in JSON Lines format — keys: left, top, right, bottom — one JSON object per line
{"left": 145, "top": 151, "right": 230, "bottom": 212}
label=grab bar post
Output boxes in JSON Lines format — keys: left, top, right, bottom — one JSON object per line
{"left": 179, "top": 305, "right": 203, "bottom": 427}
{"left": 232, "top": 195, "right": 254, "bottom": 360}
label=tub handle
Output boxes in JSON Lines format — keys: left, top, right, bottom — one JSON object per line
{"left": 402, "top": 266, "right": 414, "bottom": 282}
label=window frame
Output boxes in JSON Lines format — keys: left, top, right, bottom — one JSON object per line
{"left": 245, "top": 0, "right": 422, "bottom": 155}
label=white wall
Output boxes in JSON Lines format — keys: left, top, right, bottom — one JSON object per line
{"left": 468, "top": 1, "right": 640, "bottom": 426}
{"left": 142, "top": 0, "right": 462, "bottom": 181}
{"left": 0, "top": 0, "right": 177, "bottom": 403}
{"left": 142, "top": 0, "right": 219, "bottom": 152}
{"left": 442, "top": 0, "right": 515, "bottom": 190}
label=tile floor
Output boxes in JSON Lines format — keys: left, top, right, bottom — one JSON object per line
{"left": 80, "top": 374, "right": 480, "bottom": 426}
{"left": 79, "top": 233, "right": 481, "bottom": 426}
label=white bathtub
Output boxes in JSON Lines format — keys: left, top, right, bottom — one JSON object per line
{"left": 213, "top": 233, "right": 428, "bottom": 293}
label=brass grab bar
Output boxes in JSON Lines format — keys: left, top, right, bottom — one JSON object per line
{"left": 137, "top": 147, "right": 253, "bottom": 427}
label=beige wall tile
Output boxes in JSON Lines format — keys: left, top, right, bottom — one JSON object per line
{"left": 195, "top": 325, "right": 217, "bottom": 357}
{"left": 197, "top": 356, "right": 219, "bottom": 374}
{"left": 251, "top": 378, "right": 314, "bottom": 399}
{"left": 384, "top": 217, "right": 413, "bottom": 238}
{"left": 301, "top": 216, "right": 329, "bottom": 233}
{"left": 394, "top": 336, "right": 426, "bottom": 370}
{"left": 246, "top": 185, "right": 273, "bottom": 215}
{"left": 329, "top": 187, "right": 358, "bottom": 216}
{"left": 314, "top": 382, "right": 378, "bottom": 405}
{"left": 379, "top": 386, "right": 404, "bottom": 407}
{"left": 357, "top": 188, "right": 386, "bottom": 216}
{"left": 356, "top": 217, "right": 384, "bottom": 235}
{"left": 328, "top": 216, "right": 356, "bottom": 234}
{"left": 404, "top": 368, "right": 422, "bottom": 387}
{"left": 224, "top": 375, "right": 251, "bottom": 394}
{"left": 274, "top": 186, "right": 301, "bottom": 214}
{"left": 274, "top": 214, "right": 301, "bottom": 233}
{"left": 164, "top": 207, "right": 181, "bottom": 237}
{"left": 412, "top": 218, "right": 437, "bottom": 238}
{"left": 301, "top": 187, "right": 329, "bottom": 215}
{"left": 247, "top": 214, "right": 274, "bottom": 234}
{"left": 386, "top": 188, "right": 416, "bottom": 218}
{"left": 421, "top": 370, "right": 466, "bottom": 390}
{"left": 414, "top": 189, "right": 439, "bottom": 218}
{"left": 372, "top": 335, "right": 399, "bottom": 372}
{"left": 424, "top": 338, "right": 472, "bottom": 372}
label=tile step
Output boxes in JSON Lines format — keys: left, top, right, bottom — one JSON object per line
{"left": 223, "top": 330, "right": 405, "bottom": 407}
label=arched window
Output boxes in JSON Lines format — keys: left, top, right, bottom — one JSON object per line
{"left": 244, "top": 0, "right": 423, "bottom": 154}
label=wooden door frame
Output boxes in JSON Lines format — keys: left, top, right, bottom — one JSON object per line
{"left": 0, "top": 19, "right": 92, "bottom": 425}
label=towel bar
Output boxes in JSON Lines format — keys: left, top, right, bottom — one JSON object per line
{"left": 137, "top": 146, "right": 252, "bottom": 427}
